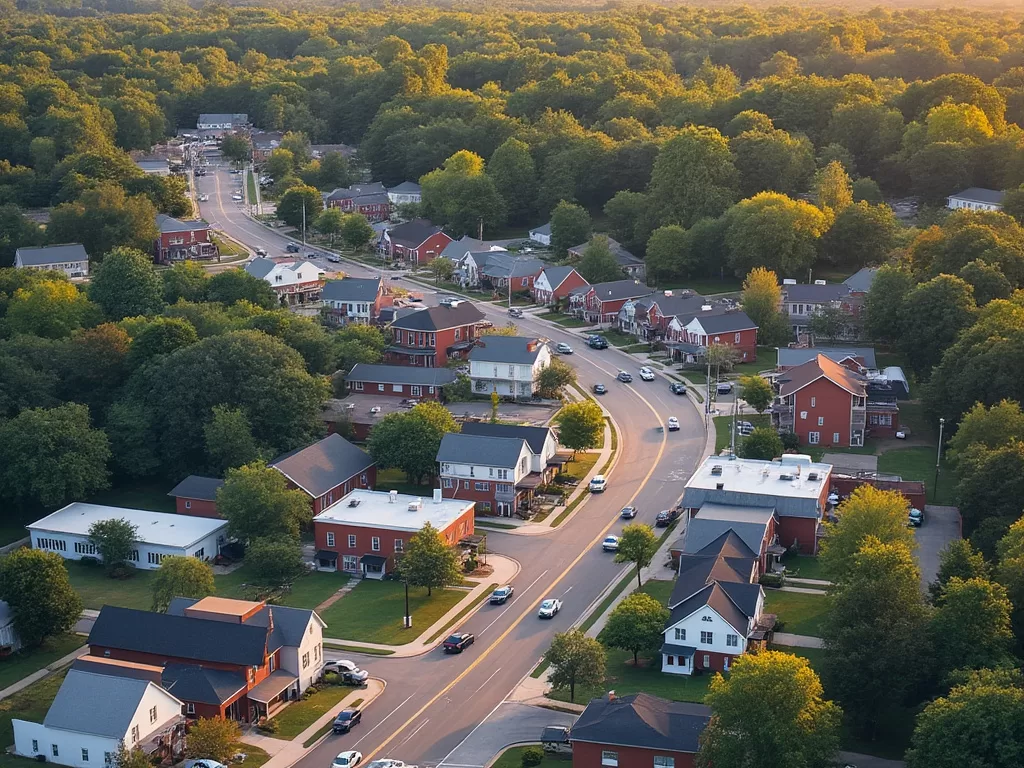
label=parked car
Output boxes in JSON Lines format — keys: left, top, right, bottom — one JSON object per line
{"left": 333, "top": 753, "right": 362, "bottom": 768}
{"left": 669, "top": 382, "right": 687, "bottom": 395}
{"left": 286, "top": 243, "right": 301, "bottom": 253}
{"left": 602, "top": 535, "right": 620, "bottom": 552}
{"left": 323, "top": 659, "right": 361, "bottom": 675}
{"left": 490, "top": 585, "right": 514, "bottom": 604}
{"left": 306, "top": 252, "right": 319, "bottom": 259}
{"left": 439, "top": 296, "right": 461, "bottom": 307}
{"left": 508, "top": 307, "right": 524, "bottom": 318}
{"left": 198, "top": 194, "right": 209, "bottom": 202}
{"left": 717, "top": 382, "right": 733, "bottom": 394}
{"left": 617, "top": 371, "right": 633, "bottom": 383}
{"left": 592, "top": 383, "right": 607, "bottom": 395}
{"left": 895, "top": 426, "right": 911, "bottom": 439}
{"left": 667, "top": 417, "right": 680, "bottom": 431}
{"left": 477, "top": 320, "right": 494, "bottom": 328}
{"left": 908, "top": 508, "right": 924, "bottom": 527}
{"left": 587, "top": 335, "right": 609, "bottom": 349}
{"left": 254, "top": 248, "right": 267, "bottom": 257}
{"left": 332, "top": 710, "right": 362, "bottom": 734}
{"left": 327, "top": 254, "right": 341, "bottom": 263}
{"left": 443, "top": 632, "right": 475, "bottom": 653}
{"left": 231, "top": 193, "right": 243, "bottom": 201}
{"left": 620, "top": 506, "right": 637, "bottom": 519}
{"left": 589, "top": 475, "right": 607, "bottom": 492}
{"left": 638, "top": 367, "right": 655, "bottom": 381}
{"left": 187, "top": 760, "right": 226, "bottom": 768}
{"left": 538, "top": 599, "right": 562, "bottom": 619}
{"left": 656, "top": 508, "right": 681, "bottom": 527}
{"left": 556, "top": 342, "right": 573, "bottom": 354}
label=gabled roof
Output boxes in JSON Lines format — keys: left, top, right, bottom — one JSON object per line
{"left": 167, "top": 475, "right": 224, "bottom": 502}
{"left": 440, "top": 236, "right": 485, "bottom": 261}
{"left": 469, "top": 336, "right": 544, "bottom": 365}
{"left": 777, "top": 346, "right": 877, "bottom": 369}
{"left": 270, "top": 433, "right": 375, "bottom": 498}
{"left": 571, "top": 693, "right": 710, "bottom": 754}
{"left": 156, "top": 214, "right": 209, "bottom": 234}
{"left": 478, "top": 253, "right": 544, "bottom": 279}
{"left": 321, "top": 277, "right": 382, "bottom": 303}
{"left": 326, "top": 182, "right": 387, "bottom": 201}
{"left": 637, "top": 291, "right": 706, "bottom": 319}
{"left": 162, "top": 663, "right": 246, "bottom": 705}
{"left": 389, "top": 302, "right": 485, "bottom": 331}
{"left": 529, "top": 222, "right": 551, "bottom": 237}
{"left": 44, "top": 669, "right": 180, "bottom": 738}
{"left": 777, "top": 353, "right": 867, "bottom": 398}
{"left": 346, "top": 363, "right": 456, "bottom": 388}
{"left": 682, "top": 504, "right": 776, "bottom": 556}
{"left": 251, "top": 131, "right": 284, "bottom": 150}
{"left": 538, "top": 266, "right": 579, "bottom": 290}
{"left": 460, "top": 423, "right": 554, "bottom": 455}
{"left": 15, "top": 243, "right": 89, "bottom": 266}
{"left": 437, "top": 433, "right": 527, "bottom": 468}
{"left": 388, "top": 181, "right": 421, "bottom": 193}
{"left": 167, "top": 597, "right": 324, "bottom": 649}
{"left": 949, "top": 187, "right": 1005, "bottom": 205}
{"left": 843, "top": 267, "right": 878, "bottom": 294}
{"left": 198, "top": 113, "right": 247, "bottom": 124}
{"left": 583, "top": 279, "right": 651, "bottom": 303}
{"left": 386, "top": 218, "right": 444, "bottom": 248}
{"left": 569, "top": 236, "right": 642, "bottom": 267}
{"left": 782, "top": 283, "right": 850, "bottom": 303}
{"left": 689, "top": 309, "right": 758, "bottom": 333}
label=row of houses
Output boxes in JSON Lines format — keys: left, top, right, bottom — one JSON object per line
{"left": 323, "top": 182, "right": 422, "bottom": 222}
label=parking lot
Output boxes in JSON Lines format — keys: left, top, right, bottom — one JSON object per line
{"left": 916, "top": 504, "right": 961, "bottom": 589}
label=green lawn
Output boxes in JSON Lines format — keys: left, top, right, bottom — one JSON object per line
{"left": 317, "top": 580, "right": 467, "bottom": 645}
{"left": 892, "top": 401, "right": 937, "bottom": 442}
{"left": 216, "top": 566, "right": 345, "bottom": 609}
{"left": 271, "top": 683, "right": 356, "bottom": 740}
{"left": 877, "top": 446, "right": 956, "bottom": 504}
{"left": 781, "top": 554, "right": 830, "bottom": 582}
{"left": 235, "top": 745, "right": 270, "bottom": 768}
{"left": 638, "top": 578, "right": 674, "bottom": 607}
{"left": 549, "top": 315, "right": 593, "bottom": 328}
{"left": 246, "top": 169, "right": 258, "bottom": 204}
{"left": 657, "top": 277, "right": 743, "bottom": 296}
{"left": 375, "top": 468, "right": 437, "bottom": 498}
{"left": 762, "top": 589, "right": 829, "bottom": 637}
{"left": 771, "top": 644, "right": 827, "bottom": 671}
{"left": 724, "top": 348, "right": 780, "bottom": 378}
{"left": 0, "top": 669, "right": 66, "bottom": 750}
{"left": 211, "top": 233, "right": 246, "bottom": 258}
{"left": 713, "top": 414, "right": 770, "bottom": 453}
{"left": 492, "top": 747, "right": 571, "bottom": 768}
{"left": 560, "top": 451, "right": 600, "bottom": 482}
{"left": 0, "top": 634, "right": 85, "bottom": 691}
{"left": 86, "top": 482, "right": 176, "bottom": 513}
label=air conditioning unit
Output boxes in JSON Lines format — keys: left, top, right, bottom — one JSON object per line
{"left": 348, "top": 499, "right": 361, "bottom": 507}
{"left": 779, "top": 473, "right": 795, "bottom": 481}
{"left": 814, "top": 279, "right": 827, "bottom": 285}
{"left": 408, "top": 499, "right": 423, "bottom": 511}
{"left": 710, "top": 465, "right": 723, "bottom": 476}
{"left": 807, "top": 472, "right": 819, "bottom": 481}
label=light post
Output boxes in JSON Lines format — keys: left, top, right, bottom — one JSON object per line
{"left": 403, "top": 579, "right": 412, "bottom": 629}
{"left": 934, "top": 417, "right": 945, "bottom": 502}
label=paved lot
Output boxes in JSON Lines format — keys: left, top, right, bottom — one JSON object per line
{"left": 437, "top": 703, "right": 576, "bottom": 768}
{"left": 822, "top": 453, "right": 878, "bottom": 472}
{"left": 916, "top": 505, "right": 961, "bottom": 588}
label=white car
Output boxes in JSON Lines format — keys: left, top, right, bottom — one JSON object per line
{"left": 333, "top": 753, "right": 363, "bottom": 768}
{"left": 367, "top": 760, "right": 413, "bottom": 768}
{"left": 538, "top": 599, "right": 563, "bottom": 619}
{"left": 589, "top": 475, "right": 607, "bottom": 493}
{"left": 602, "top": 535, "right": 620, "bottom": 552}
{"left": 187, "top": 761, "right": 227, "bottom": 768}
{"left": 556, "top": 342, "right": 573, "bottom": 354}
{"left": 323, "top": 659, "right": 361, "bottom": 675}
{"left": 638, "top": 367, "right": 655, "bottom": 381}
{"left": 667, "top": 417, "right": 680, "bottom": 431}
{"left": 198, "top": 194, "right": 209, "bottom": 202}
{"left": 231, "top": 193, "right": 243, "bottom": 201}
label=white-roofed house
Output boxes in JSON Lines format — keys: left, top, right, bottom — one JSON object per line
{"left": 14, "top": 244, "right": 89, "bottom": 278}
{"left": 947, "top": 187, "right": 1005, "bottom": 212}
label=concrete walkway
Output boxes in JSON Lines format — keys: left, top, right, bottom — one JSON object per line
{"left": 773, "top": 632, "right": 824, "bottom": 649}
{"left": 788, "top": 577, "right": 832, "bottom": 587}
{"left": 778, "top": 585, "right": 829, "bottom": 595}
{"left": 0, "top": 642, "right": 89, "bottom": 701}
{"left": 321, "top": 554, "right": 520, "bottom": 656}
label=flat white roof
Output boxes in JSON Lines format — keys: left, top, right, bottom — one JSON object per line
{"left": 686, "top": 456, "right": 832, "bottom": 500}
{"left": 314, "top": 489, "right": 474, "bottom": 533}
{"left": 28, "top": 503, "right": 227, "bottom": 548}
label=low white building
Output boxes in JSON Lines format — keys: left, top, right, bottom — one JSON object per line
{"left": 528, "top": 222, "right": 551, "bottom": 246}
{"left": 14, "top": 244, "right": 89, "bottom": 278}
{"left": 947, "top": 187, "right": 1004, "bottom": 212}
{"left": 14, "top": 668, "right": 184, "bottom": 768}
{"left": 245, "top": 257, "right": 325, "bottom": 306}
{"left": 387, "top": 181, "right": 422, "bottom": 205}
{"left": 27, "top": 503, "right": 228, "bottom": 570}
{"left": 468, "top": 336, "right": 551, "bottom": 398}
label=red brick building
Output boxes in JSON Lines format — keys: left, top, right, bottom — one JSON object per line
{"left": 384, "top": 301, "right": 485, "bottom": 368}
{"left": 532, "top": 266, "right": 588, "bottom": 306}
{"left": 570, "top": 693, "right": 709, "bottom": 768}
{"left": 167, "top": 475, "right": 224, "bottom": 518}
{"left": 345, "top": 363, "right": 456, "bottom": 399}
{"left": 568, "top": 279, "right": 650, "bottom": 325}
{"left": 665, "top": 305, "right": 759, "bottom": 363}
{"left": 324, "top": 183, "right": 392, "bottom": 222}
{"left": 153, "top": 215, "right": 218, "bottom": 265}
{"left": 270, "top": 433, "right": 377, "bottom": 515}
{"left": 381, "top": 219, "right": 453, "bottom": 265}
{"left": 312, "top": 489, "right": 475, "bottom": 578}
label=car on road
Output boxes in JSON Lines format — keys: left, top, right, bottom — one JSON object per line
{"left": 669, "top": 382, "right": 687, "bottom": 395}
{"left": 602, "top": 535, "right": 620, "bottom": 552}
{"left": 477, "top": 320, "right": 494, "bottom": 329}
{"left": 323, "top": 659, "right": 361, "bottom": 675}
{"left": 638, "top": 367, "right": 655, "bottom": 381}
{"left": 198, "top": 194, "right": 209, "bottom": 202}
{"left": 366, "top": 760, "right": 412, "bottom": 768}
{"left": 254, "top": 248, "right": 267, "bottom": 257}
{"left": 538, "top": 599, "right": 562, "bottom": 619}
{"left": 587, "top": 335, "right": 609, "bottom": 349}
{"left": 443, "top": 632, "right": 475, "bottom": 653}
{"left": 617, "top": 371, "right": 633, "bottom": 383}
{"left": 327, "top": 254, "right": 341, "bottom": 263}
{"left": 667, "top": 417, "right": 680, "bottom": 431}
{"left": 331, "top": 710, "right": 362, "bottom": 734}
{"left": 589, "top": 475, "right": 607, "bottom": 493}
{"left": 556, "top": 342, "right": 573, "bottom": 354}
{"left": 717, "top": 382, "right": 733, "bottom": 394}
{"left": 333, "top": 753, "right": 362, "bottom": 768}
{"left": 620, "top": 506, "right": 637, "bottom": 519}
{"left": 231, "top": 193, "right": 243, "bottom": 201}
{"left": 908, "top": 508, "right": 924, "bottom": 527}
{"left": 508, "top": 307, "right": 524, "bottom": 318}
{"left": 439, "top": 296, "right": 461, "bottom": 307}
{"left": 895, "top": 426, "right": 911, "bottom": 439}
{"left": 286, "top": 243, "right": 301, "bottom": 253}
{"left": 592, "top": 383, "right": 607, "bottom": 395}
{"left": 306, "top": 252, "right": 319, "bottom": 259}
{"left": 656, "top": 508, "right": 681, "bottom": 527}
{"left": 489, "top": 585, "right": 514, "bottom": 604}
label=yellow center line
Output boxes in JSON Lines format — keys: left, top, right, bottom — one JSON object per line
{"left": 361, "top": 385, "right": 670, "bottom": 763}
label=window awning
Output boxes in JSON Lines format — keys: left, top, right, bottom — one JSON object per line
{"left": 386, "top": 345, "right": 434, "bottom": 356}
{"left": 247, "top": 671, "right": 298, "bottom": 704}
{"left": 360, "top": 554, "right": 388, "bottom": 567}
{"left": 316, "top": 550, "right": 338, "bottom": 562}
{"left": 660, "top": 643, "right": 696, "bottom": 658}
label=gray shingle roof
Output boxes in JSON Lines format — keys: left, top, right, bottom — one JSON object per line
{"left": 529, "top": 222, "right": 551, "bottom": 237}
{"left": 949, "top": 187, "right": 1005, "bottom": 205}
{"left": 389, "top": 302, "right": 485, "bottom": 331}
{"left": 157, "top": 214, "right": 210, "bottom": 234}
{"left": 585, "top": 279, "right": 651, "bottom": 303}
{"left": 162, "top": 663, "right": 246, "bottom": 705}
{"left": 198, "top": 113, "right": 247, "bottom": 124}
{"left": 777, "top": 346, "right": 877, "bottom": 369}
{"left": 245, "top": 257, "right": 275, "bottom": 279}
{"left": 385, "top": 218, "right": 443, "bottom": 248}
{"left": 321, "top": 277, "right": 381, "bottom": 303}
{"left": 440, "top": 236, "right": 485, "bottom": 261}
{"left": 478, "top": 253, "right": 544, "bottom": 279}
{"left": 691, "top": 309, "right": 757, "bottom": 333}
{"left": 468, "top": 336, "right": 544, "bottom": 365}
{"left": 347, "top": 364, "right": 456, "bottom": 388}
{"left": 44, "top": 669, "right": 170, "bottom": 737}
{"left": 782, "top": 283, "right": 850, "bottom": 302}
{"left": 15, "top": 243, "right": 88, "bottom": 266}
{"left": 569, "top": 236, "right": 642, "bottom": 266}
{"left": 571, "top": 693, "right": 710, "bottom": 754}
{"left": 388, "top": 181, "right": 421, "bottom": 193}
{"left": 270, "top": 433, "right": 375, "bottom": 498}
{"left": 437, "top": 433, "right": 526, "bottom": 468}
{"left": 682, "top": 504, "right": 775, "bottom": 556}
{"left": 167, "top": 475, "right": 224, "bottom": 502}
{"left": 538, "top": 266, "right": 577, "bottom": 290}
{"left": 843, "top": 267, "right": 878, "bottom": 293}
{"left": 460, "top": 423, "right": 554, "bottom": 455}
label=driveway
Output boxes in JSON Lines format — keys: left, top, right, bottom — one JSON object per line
{"left": 437, "top": 703, "right": 576, "bottom": 768}
{"left": 915, "top": 505, "right": 961, "bottom": 588}
{"left": 821, "top": 453, "right": 878, "bottom": 473}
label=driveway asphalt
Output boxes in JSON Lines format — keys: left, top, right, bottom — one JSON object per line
{"left": 916, "top": 505, "right": 961, "bottom": 588}
{"left": 437, "top": 703, "right": 576, "bottom": 768}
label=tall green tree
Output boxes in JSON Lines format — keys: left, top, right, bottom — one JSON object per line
{"left": 207, "top": 269, "right": 278, "bottom": 309}
{"left": 367, "top": 402, "right": 459, "bottom": 484}
{"left": 819, "top": 202, "right": 898, "bottom": 267}
{"left": 731, "top": 128, "right": 815, "bottom": 198}
{"left": 811, "top": 160, "right": 854, "bottom": 213}
{"left": 0, "top": 549, "right": 82, "bottom": 648}
{"left": 536, "top": 358, "right": 576, "bottom": 399}
{"left": 740, "top": 267, "right": 791, "bottom": 346}
{"left": 929, "top": 577, "right": 1015, "bottom": 683}
{"left": 151, "top": 555, "right": 215, "bottom": 611}
{"left": 996, "top": 518, "right": 1024, "bottom": 648}
{"left": 725, "top": 193, "right": 829, "bottom": 278}
{"left": 820, "top": 485, "right": 917, "bottom": 583}
{"left": 549, "top": 201, "right": 591, "bottom": 257}
{"left": 245, "top": 537, "right": 306, "bottom": 586}
{"left": 313, "top": 208, "right": 345, "bottom": 245}
{"left": 220, "top": 135, "right": 250, "bottom": 163}
{"left": 740, "top": 375, "right": 773, "bottom": 413}
{"left": 276, "top": 185, "right": 324, "bottom": 229}
{"left": 615, "top": 524, "right": 659, "bottom": 589}
{"left": 543, "top": 629, "right": 606, "bottom": 704}
{"left": 48, "top": 183, "right": 158, "bottom": 258}
{"left": 204, "top": 405, "right": 264, "bottom": 473}
{"left": 603, "top": 592, "right": 668, "bottom": 665}
{"left": 340, "top": 214, "right": 375, "bottom": 250}
{"left": 958, "top": 260, "right": 1012, "bottom": 305}
{"left": 161, "top": 261, "right": 208, "bottom": 304}
{"left": 126, "top": 316, "right": 198, "bottom": 368}
{"left": 89, "top": 247, "right": 163, "bottom": 320}
{"left": 554, "top": 400, "right": 604, "bottom": 456}
{"left": 645, "top": 225, "right": 693, "bottom": 285}
{"left": 88, "top": 518, "right": 139, "bottom": 572}
{"left": 647, "top": 126, "right": 738, "bottom": 228}
{"left": 420, "top": 150, "right": 505, "bottom": 236}
{"left": 898, "top": 274, "right": 976, "bottom": 378}
{"left": 6, "top": 279, "right": 101, "bottom": 339}
{"left": 399, "top": 521, "right": 462, "bottom": 596}
{"left": 739, "top": 427, "right": 784, "bottom": 460}
{"left": 864, "top": 264, "right": 915, "bottom": 343}
{"left": 217, "top": 461, "right": 312, "bottom": 543}
{"left": 929, "top": 539, "right": 990, "bottom": 602}
{"left": 488, "top": 138, "right": 537, "bottom": 225}
{"left": 577, "top": 235, "right": 621, "bottom": 284}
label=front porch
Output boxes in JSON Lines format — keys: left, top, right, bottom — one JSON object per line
{"left": 248, "top": 671, "right": 301, "bottom": 720}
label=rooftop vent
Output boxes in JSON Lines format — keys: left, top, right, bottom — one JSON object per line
{"left": 710, "top": 465, "right": 723, "bottom": 476}
{"left": 408, "top": 498, "right": 423, "bottom": 511}
{"left": 389, "top": 490, "right": 398, "bottom": 504}
{"left": 780, "top": 473, "right": 795, "bottom": 481}
{"left": 433, "top": 488, "right": 443, "bottom": 504}
{"left": 715, "top": 482, "right": 725, "bottom": 490}
{"left": 348, "top": 499, "right": 361, "bottom": 507}
{"left": 807, "top": 472, "right": 819, "bottom": 481}
{"left": 814, "top": 279, "right": 827, "bottom": 285}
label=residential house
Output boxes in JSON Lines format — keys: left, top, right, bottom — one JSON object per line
{"left": 438, "top": 431, "right": 559, "bottom": 516}
{"left": 472, "top": 252, "right": 544, "bottom": 293}
{"left": 28, "top": 504, "right": 227, "bottom": 570}
{"left": 13, "top": 668, "right": 185, "bottom": 768}
{"left": 197, "top": 114, "right": 248, "bottom": 131}
{"left": 14, "top": 244, "right": 89, "bottom": 278}
{"left": 387, "top": 181, "right": 422, "bottom": 205}
{"left": 384, "top": 301, "right": 485, "bottom": 368}
{"left": 0, "top": 600, "right": 22, "bottom": 654}
{"left": 843, "top": 267, "right": 878, "bottom": 296}
{"left": 680, "top": 455, "right": 833, "bottom": 554}
{"left": 469, "top": 336, "right": 551, "bottom": 398}
{"left": 244, "top": 258, "right": 325, "bottom": 305}
{"left": 661, "top": 530, "right": 772, "bottom": 676}
{"left": 460, "top": 423, "right": 565, "bottom": 475}
{"left": 167, "top": 475, "right": 224, "bottom": 518}
{"left": 440, "top": 235, "right": 487, "bottom": 261}
{"left": 570, "top": 693, "right": 710, "bottom": 768}
{"left": 86, "top": 595, "right": 324, "bottom": 721}
{"left": 310, "top": 144, "right": 357, "bottom": 159}
{"left": 532, "top": 266, "right": 588, "bottom": 306}
{"left": 270, "top": 433, "right": 376, "bottom": 515}
{"left": 381, "top": 219, "right": 452, "bottom": 264}
{"left": 321, "top": 277, "right": 386, "bottom": 326}
{"left": 324, "top": 183, "right": 392, "bottom": 222}
{"left": 947, "top": 187, "right": 1005, "bottom": 212}
{"left": 780, "top": 281, "right": 852, "bottom": 338}
{"left": 776, "top": 346, "right": 876, "bottom": 372}
{"left": 345, "top": 363, "right": 455, "bottom": 399}
{"left": 668, "top": 503, "right": 783, "bottom": 576}
{"left": 618, "top": 290, "right": 709, "bottom": 340}
{"left": 250, "top": 131, "right": 284, "bottom": 163}
{"left": 153, "top": 215, "right": 218, "bottom": 265}
{"left": 568, "top": 236, "right": 646, "bottom": 279}
{"left": 772, "top": 353, "right": 899, "bottom": 447}
{"left": 665, "top": 305, "right": 759, "bottom": 362}
{"left": 313, "top": 489, "right": 475, "bottom": 578}
{"left": 528, "top": 222, "right": 551, "bottom": 246}
{"left": 569, "top": 280, "right": 651, "bottom": 325}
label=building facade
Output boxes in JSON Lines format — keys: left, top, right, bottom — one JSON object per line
{"left": 270, "top": 433, "right": 377, "bottom": 515}
{"left": 569, "top": 280, "right": 651, "bottom": 324}
{"left": 532, "top": 266, "right": 588, "bottom": 306}
{"left": 324, "top": 183, "right": 392, "bottom": 221}
{"left": 14, "top": 244, "right": 89, "bottom": 278}
{"left": 947, "top": 187, "right": 1005, "bottom": 212}
{"left": 167, "top": 475, "right": 224, "bottom": 518}
{"left": 321, "top": 277, "right": 386, "bottom": 326}
{"left": 381, "top": 219, "right": 453, "bottom": 264}
{"left": 667, "top": 310, "right": 759, "bottom": 362}
{"left": 468, "top": 336, "right": 551, "bottom": 398}
{"left": 384, "top": 301, "right": 485, "bottom": 368}
{"left": 154, "top": 215, "right": 218, "bottom": 265}
{"left": 244, "top": 258, "right": 325, "bottom": 306}
{"left": 345, "top": 363, "right": 455, "bottom": 399}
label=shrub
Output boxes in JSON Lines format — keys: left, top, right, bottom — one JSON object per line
{"left": 322, "top": 671, "right": 340, "bottom": 685}
{"left": 521, "top": 747, "right": 544, "bottom": 768}
{"left": 779, "top": 431, "right": 800, "bottom": 451}
{"left": 109, "top": 563, "right": 137, "bottom": 580}
{"left": 79, "top": 556, "right": 100, "bottom": 567}
{"left": 759, "top": 572, "right": 784, "bottom": 588}
{"left": 257, "top": 718, "right": 279, "bottom": 735}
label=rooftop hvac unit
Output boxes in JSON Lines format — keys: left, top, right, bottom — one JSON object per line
{"left": 389, "top": 490, "right": 398, "bottom": 503}
{"left": 715, "top": 482, "right": 725, "bottom": 490}
{"left": 779, "top": 473, "right": 795, "bottom": 481}
{"left": 348, "top": 499, "right": 361, "bottom": 507}
{"left": 710, "top": 465, "right": 723, "bottom": 476}
{"left": 783, "top": 278, "right": 797, "bottom": 285}
{"left": 807, "top": 472, "right": 819, "bottom": 481}
{"left": 408, "top": 499, "right": 423, "bottom": 511}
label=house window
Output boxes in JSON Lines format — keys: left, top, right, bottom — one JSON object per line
{"left": 726, "top": 634, "right": 739, "bottom": 647}
{"left": 799, "top": 411, "right": 807, "bottom": 420}
{"left": 521, "top": 277, "right": 528, "bottom": 287}
{"left": 270, "top": 655, "right": 276, "bottom": 672}
{"left": 411, "top": 386, "right": 422, "bottom": 397}
{"left": 674, "top": 628, "right": 686, "bottom": 641}
{"left": 354, "top": 382, "right": 364, "bottom": 391}
{"left": 31, "top": 741, "right": 37, "bottom": 753}
{"left": 808, "top": 432, "right": 820, "bottom": 444}
{"left": 734, "top": 332, "right": 741, "bottom": 343}
{"left": 326, "top": 532, "right": 335, "bottom": 547}
{"left": 429, "top": 334, "right": 435, "bottom": 347}
{"left": 703, "top": 655, "right": 710, "bottom": 667}
{"left": 148, "top": 552, "right": 164, "bottom": 565}
{"left": 302, "top": 652, "right": 310, "bottom": 669}
{"left": 52, "top": 746, "right": 59, "bottom": 758}
{"left": 248, "top": 668, "right": 255, "bottom": 683}
{"left": 184, "top": 500, "right": 192, "bottom": 509}
{"left": 464, "top": 480, "right": 470, "bottom": 489}
{"left": 833, "top": 432, "right": 840, "bottom": 443}
{"left": 666, "top": 655, "right": 674, "bottom": 665}
{"left": 395, "top": 539, "right": 404, "bottom": 553}
{"left": 193, "top": 548, "right": 204, "bottom": 559}
{"left": 150, "top": 705, "right": 158, "bottom": 723}
{"left": 428, "top": 387, "right": 435, "bottom": 394}
{"left": 474, "top": 482, "right": 489, "bottom": 491}
{"left": 654, "top": 758, "right": 674, "bottom": 768}
{"left": 393, "top": 384, "right": 403, "bottom": 392}
{"left": 443, "top": 478, "right": 453, "bottom": 489}
{"left": 455, "top": 328, "right": 461, "bottom": 340}
{"left": 700, "top": 631, "right": 713, "bottom": 644}
{"left": 378, "top": 384, "right": 385, "bottom": 392}
{"left": 496, "top": 483, "right": 512, "bottom": 494}
{"left": 348, "top": 534, "right": 357, "bottom": 548}
{"left": 343, "top": 555, "right": 358, "bottom": 571}
{"left": 371, "top": 537, "right": 380, "bottom": 551}
{"left": 817, "top": 416, "right": 824, "bottom": 426}
{"left": 601, "top": 752, "right": 618, "bottom": 767}
{"left": 131, "top": 725, "right": 140, "bottom": 744}
{"left": 810, "top": 397, "right": 816, "bottom": 408}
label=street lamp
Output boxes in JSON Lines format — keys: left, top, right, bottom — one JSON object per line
{"left": 934, "top": 417, "right": 945, "bottom": 502}
{"left": 403, "top": 578, "right": 412, "bottom": 629}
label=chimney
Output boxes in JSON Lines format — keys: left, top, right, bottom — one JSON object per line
{"left": 527, "top": 340, "right": 537, "bottom": 352}
{"left": 607, "top": 690, "right": 617, "bottom": 702}
{"left": 389, "top": 490, "right": 398, "bottom": 503}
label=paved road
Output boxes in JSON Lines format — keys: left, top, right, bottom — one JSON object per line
{"left": 196, "top": 164, "right": 706, "bottom": 768}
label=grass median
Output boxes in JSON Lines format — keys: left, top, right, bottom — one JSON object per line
{"left": 272, "top": 684, "right": 356, "bottom": 741}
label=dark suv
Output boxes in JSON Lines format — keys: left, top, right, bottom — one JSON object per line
{"left": 656, "top": 508, "right": 681, "bottom": 527}
{"left": 587, "top": 335, "right": 609, "bottom": 349}
{"left": 443, "top": 632, "right": 475, "bottom": 653}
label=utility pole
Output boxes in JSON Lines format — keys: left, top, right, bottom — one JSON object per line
{"left": 478, "top": 217, "right": 484, "bottom": 241}
{"left": 301, "top": 198, "right": 306, "bottom": 246}
{"left": 730, "top": 387, "right": 737, "bottom": 456}
{"left": 934, "top": 417, "right": 945, "bottom": 502}
{"left": 403, "top": 579, "right": 411, "bottom": 629}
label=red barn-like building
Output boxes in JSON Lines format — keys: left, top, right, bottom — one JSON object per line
{"left": 385, "top": 301, "right": 485, "bottom": 368}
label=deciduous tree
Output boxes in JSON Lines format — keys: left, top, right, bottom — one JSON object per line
{"left": 603, "top": 592, "right": 668, "bottom": 665}
{"left": 812, "top": 160, "right": 853, "bottom": 213}
{"left": 537, "top": 358, "right": 576, "bottom": 399}
{"left": 929, "top": 539, "right": 990, "bottom": 602}
{"left": 725, "top": 193, "right": 829, "bottom": 278}
{"left": 245, "top": 537, "right": 306, "bottom": 586}
{"left": 220, "top": 135, "right": 250, "bottom": 164}
{"left": 898, "top": 274, "right": 976, "bottom": 378}
{"left": 864, "top": 264, "right": 914, "bottom": 343}
{"left": 88, "top": 518, "right": 139, "bottom": 571}
{"left": 0, "top": 549, "right": 82, "bottom": 648}
{"left": 367, "top": 403, "right": 459, "bottom": 484}
{"left": 929, "top": 577, "right": 1014, "bottom": 683}
{"left": 740, "top": 375, "right": 773, "bottom": 413}
{"left": 205, "top": 405, "right": 264, "bottom": 473}
{"left": 819, "top": 201, "right": 898, "bottom": 267}
{"left": 206, "top": 269, "right": 278, "bottom": 309}
{"left": 151, "top": 556, "right": 215, "bottom": 611}
{"left": 276, "top": 185, "right": 324, "bottom": 229}
{"left": 647, "top": 126, "right": 738, "bottom": 228}
{"left": 488, "top": 138, "right": 537, "bottom": 225}
{"left": 185, "top": 718, "right": 240, "bottom": 762}
{"left": 112, "top": 744, "right": 152, "bottom": 768}
{"left": 126, "top": 316, "right": 198, "bottom": 368}
{"left": 340, "top": 214, "right": 375, "bottom": 250}
{"left": 428, "top": 257, "right": 455, "bottom": 285}
{"left": 554, "top": 400, "right": 604, "bottom": 456}
{"left": 6, "top": 279, "right": 101, "bottom": 339}
{"left": 731, "top": 128, "right": 815, "bottom": 198}
{"left": 739, "top": 427, "right": 784, "bottom": 461}
{"left": 399, "top": 521, "right": 462, "bottom": 596}
{"left": 615, "top": 524, "right": 659, "bottom": 589}
{"left": 820, "top": 485, "right": 917, "bottom": 583}
{"left": 420, "top": 150, "right": 505, "bottom": 237}
{"left": 740, "top": 267, "right": 791, "bottom": 346}
{"left": 544, "top": 629, "right": 606, "bottom": 704}
{"left": 808, "top": 304, "right": 852, "bottom": 345}
{"left": 645, "top": 225, "right": 693, "bottom": 285}
{"left": 550, "top": 201, "right": 591, "bottom": 256}
{"left": 89, "top": 247, "right": 163, "bottom": 320}
{"left": 313, "top": 208, "right": 345, "bottom": 245}
{"left": 218, "top": 461, "right": 312, "bottom": 543}
{"left": 161, "top": 261, "right": 208, "bottom": 304}
{"left": 577, "top": 235, "right": 621, "bottom": 284}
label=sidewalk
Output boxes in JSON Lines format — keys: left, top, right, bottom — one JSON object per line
{"left": 773, "top": 632, "right": 825, "bottom": 649}
{"left": 321, "top": 554, "right": 521, "bottom": 656}
{"left": 0, "top": 643, "right": 89, "bottom": 701}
